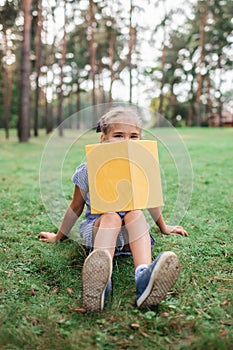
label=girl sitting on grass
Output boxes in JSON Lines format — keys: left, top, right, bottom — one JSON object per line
{"left": 38, "top": 107, "right": 188, "bottom": 312}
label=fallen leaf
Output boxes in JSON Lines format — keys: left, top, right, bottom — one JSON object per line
{"left": 220, "top": 320, "right": 232, "bottom": 326}
{"left": 31, "top": 287, "right": 36, "bottom": 296}
{"left": 213, "top": 277, "right": 233, "bottom": 281}
{"left": 140, "top": 331, "right": 150, "bottom": 338}
{"left": 69, "top": 306, "right": 86, "bottom": 313}
{"left": 219, "top": 329, "right": 228, "bottom": 336}
{"left": 131, "top": 323, "right": 140, "bottom": 329}
{"left": 66, "top": 287, "right": 75, "bottom": 295}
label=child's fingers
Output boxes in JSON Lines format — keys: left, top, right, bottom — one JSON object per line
{"left": 38, "top": 231, "right": 48, "bottom": 238}
{"left": 175, "top": 227, "right": 188, "bottom": 236}
{"left": 38, "top": 232, "right": 54, "bottom": 240}
{"left": 170, "top": 226, "right": 188, "bottom": 237}
{"left": 178, "top": 229, "right": 188, "bottom": 237}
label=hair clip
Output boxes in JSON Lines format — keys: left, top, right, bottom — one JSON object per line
{"left": 96, "top": 121, "right": 101, "bottom": 133}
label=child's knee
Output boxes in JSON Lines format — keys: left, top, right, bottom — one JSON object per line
{"left": 125, "top": 209, "right": 144, "bottom": 221}
{"left": 101, "top": 212, "right": 122, "bottom": 228}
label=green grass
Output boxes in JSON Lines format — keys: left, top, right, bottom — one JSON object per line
{"left": 0, "top": 127, "right": 232, "bottom": 349}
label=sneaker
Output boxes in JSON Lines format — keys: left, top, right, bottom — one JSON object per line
{"left": 82, "top": 249, "right": 112, "bottom": 311}
{"left": 136, "top": 251, "right": 180, "bottom": 308}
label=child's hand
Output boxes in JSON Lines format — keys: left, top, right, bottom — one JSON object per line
{"left": 38, "top": 232, "right": 58, "bottom": 243}
{"left": 163, "top": 225, "right": 188, "bottom": 237}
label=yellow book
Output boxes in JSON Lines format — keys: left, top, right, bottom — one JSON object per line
{"left": 85, "top": 140, "right": 164, "bottom": 214}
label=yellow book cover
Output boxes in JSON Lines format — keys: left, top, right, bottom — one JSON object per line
{"left": 85, "top": 140, "right": 164, "bottom": 214}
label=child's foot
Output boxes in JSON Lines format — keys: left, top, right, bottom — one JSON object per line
{"left": 82, "top": 249, "right": 112, "bottom": 311}
{"left": 136, "top": 251, "right": 180, "bottom": 308}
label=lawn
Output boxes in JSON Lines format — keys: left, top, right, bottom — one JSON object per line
{"left": 0, "top": 127, "right": 232, "bottom": 350}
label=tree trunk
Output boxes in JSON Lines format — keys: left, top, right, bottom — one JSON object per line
{"left": 196, "top": 1, "right": 207, "bottom": 126}
{"left": 98, "top": 61, "right": 105, "bottom": 104}
{"left": 2, "top": 32, "right": 13, "bottom": 139}
{"left": 206, "top": 74, "right": 213, "bottom": 121}
{"left": 68, "top": 93, "right": 73, "bottom": 118}
{"left": 18, "top": 0, "right": 32, "bottom": 142}
{"left": 109, "top": 27, "right": 114, "bottom": 103}
{"left": 188, "top": 104, "right": 196, "bottom": 126}
{"left": 157, "top": 0, "right": 168, "bottom": 117}
{"left": 158, "top": 42, "right": 167, "bottom": 116}
{"left": 3, "top": 64, "right": 13, "bottom": 139}
{"left": 217, "top": 56, "right": 223, "bottom": 127}
{"left": 33, "top": 0, "right": 43, "bottom": 137}
{"left": 170, "top": 87, "right": 177, "bottom": 126}
{"left": 44, "top": 5, "right": 54, "bottom": 134}
{"left": 187, "top": 65, "right": 196, "bottom": 126}
{"left": 89, "top": 0, "right": 96, "bottom": 106}
{"left": 57, "top": 0, "right": 67, "bottom": 137}
{"left": 218, "top": 94, "right": 223, "bottom": 127}
{"left": 128, "top": 0, "right": 134, "bottom": 103}
{"left": 44, "top": 52, "right": 52, "bottom": 134}
{"left": 76, "top": 80, "right": 81, "bottom": 129}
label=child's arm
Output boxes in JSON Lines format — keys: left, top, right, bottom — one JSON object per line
{"left": 38, "top": 185, "right": 85, "bottom": 243}
{"left": 148, "top": 207, "right": 188, "bottom": 237}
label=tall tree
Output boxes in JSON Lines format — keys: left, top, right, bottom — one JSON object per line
{"left": 68, "top": 23, "right": 89, "bottom": 118}
{"left": 57, "top": 0, "right": 67, "bottom": 136}
{"left": 44, "top": 8, "right": 53, "bottom": 134}
{"left": 18, "top": 0, "right": 32, "bottom": 142}
{"left": 195, "top": 0, "right": 207, "bottom": 126}
{"left": 207, "top": 0, "right": 233, "bottom": 126}
{"left": 151, "top": 0, "right": 182, "bottom": 118}
{"left": 2, "top": 58, "right": 13, "bottom": 139}
{"left": 158, "top": 17, "right": 168, "bottom": 116}
{"left": 89, "top": 0, "right": 96, "bottom": 106}
{"left": 0, "top": 1, "right": 19, "bottom": 138}
{"left": 128, "top": 0, "right": 134, "bottom": 103}
{"left": 43, "top": 3, "right": 60, "bottom": 134}
{"left": 33, "top": 0, "right": 42, "bottom": 136}
{"left": 187, "top": 0, "right": 233, "bottom": 125}
{"left": 95, "top": 1, "right": 126, "bottom": 104}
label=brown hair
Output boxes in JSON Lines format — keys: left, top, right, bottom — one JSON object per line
{"left": 98, "top": 107, "right": 142, "bottom": 135}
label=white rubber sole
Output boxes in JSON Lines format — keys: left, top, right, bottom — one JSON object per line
{"left": 137, "top": 251, "right": 180, "bottom": 308}
{"left": 82, "top": 249, "right": 112, "bottom": 312}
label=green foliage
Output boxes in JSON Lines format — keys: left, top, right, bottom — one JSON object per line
{"left": 1, "top": 1, "right": 233, "bottom": 133}
{"left": 0, "top": 72, "right": 19, "bottom": 129}
{"left": 0, "top": 128, "right": 233, "bottom": 349}
{"left": 150, "top": 96, "right": 169, "bottom": 114}
{"left": 148, "top": 0, "right": 233, "bottom": 126}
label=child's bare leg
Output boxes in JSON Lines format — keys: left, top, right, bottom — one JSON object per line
{"left": 124, "top": 210, "right": 152, "bottom": 268}
{"left": 93, "top": 212, "right": 122, "bottom": 258}
{"left": 82, "top": 212, "right": 121, "bottom": 311}
{"left": 124, "top": 210, "right": 180, "bottom": 308}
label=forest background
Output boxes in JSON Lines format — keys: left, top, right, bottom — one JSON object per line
{"left": 0, "top": 2, "right": 233, "bottom": 348}
{"left": 0, "top": 0, "right": 233, "bottom": 142}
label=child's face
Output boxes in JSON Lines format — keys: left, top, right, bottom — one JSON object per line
{"left": 101, "top": 121, "right": 141, "bottom": 143}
